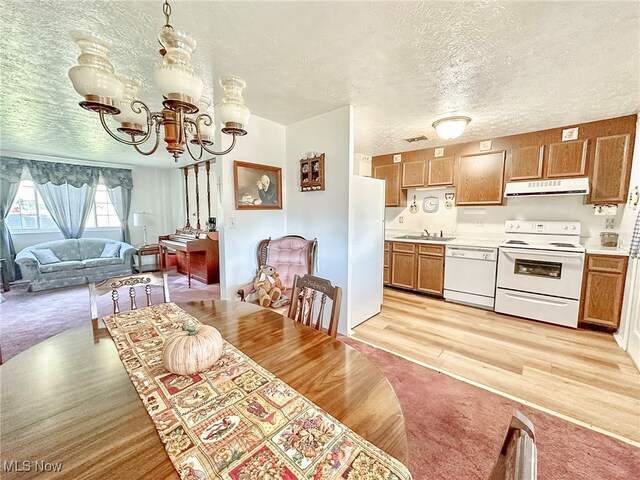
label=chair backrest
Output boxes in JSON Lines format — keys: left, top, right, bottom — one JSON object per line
{"left": 489, "top": 410, "right": 537, "bottom": 480}
{"left": 257, "top": 236, "right": 317, "bottom": 290}
{"left": 89, "top": 272, "right": 170, "bottom": 321}
{"left": 287, "top": 274, "right": 342, "bottom": 337}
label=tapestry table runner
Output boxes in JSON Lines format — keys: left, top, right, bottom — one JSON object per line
{"left": 103, "top": 303, "right": 413, "bottom": 480}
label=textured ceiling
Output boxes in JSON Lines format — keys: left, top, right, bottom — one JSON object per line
{"left": 0, "top": 1, "right": 638, "bottom": 168}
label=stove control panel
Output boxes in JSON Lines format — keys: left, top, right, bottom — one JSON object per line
{"left": 505, "top": 220, "right": 581, "bottom": 236}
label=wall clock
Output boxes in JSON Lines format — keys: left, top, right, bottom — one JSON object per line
{"left": 423, "top": 196, "right": 439, "bottom": 213}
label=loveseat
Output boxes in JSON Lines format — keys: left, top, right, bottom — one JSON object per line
{"left": 16, "top": 239, "right": 135, "bottom": 292}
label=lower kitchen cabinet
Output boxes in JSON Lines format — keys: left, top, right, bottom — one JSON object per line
{"left": 390, "top": 242, "right": 444, "bottom": 296}
{"left": 383, "top": 242, "right": 391, "bottom": 285}
{"left": 391, "top": 243, "right": 416, "bottom": 290}
{"left": 416, "top": 245, "right": 445, "bottom": 295}
{"left": 580, "top": 254, "right": 628, "bottom": 329}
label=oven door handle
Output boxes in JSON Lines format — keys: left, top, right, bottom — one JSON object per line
{"left": 500, "top": 248, "right": 583, "bottom": 259}
{"left": 503, "top": 292, "right": 569, "bottom": 307}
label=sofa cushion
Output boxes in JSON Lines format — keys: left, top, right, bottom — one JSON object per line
{"left": 79, "top": 239, "right": 113, "bottom": 260}
{"left": 39, "top": 260, "right": 85, "bottom": 274}
{"left": 32, "top": 248, "right": 61, "bottom": 265}
{"left": 83, "top": 257, "right": 123, "bottom": 268}
{"left": 34, "top": 239, "right": 81, "bottom": 261}
{"left": 100, "top": 243, "right": 121, "bottom": 258}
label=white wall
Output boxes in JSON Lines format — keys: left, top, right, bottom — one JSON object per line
{"left": 216, "top": 114, "right": 287, "bottom": 300}
{"left": 386, "top": 186, "right": 626, "bottom": 242}
{"left": 286, "top": 106, "right": 353, "bottom": 334}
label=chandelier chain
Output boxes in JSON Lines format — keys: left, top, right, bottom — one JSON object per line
{"left": 163, "top": 0, "right": 172, "bottom": 28}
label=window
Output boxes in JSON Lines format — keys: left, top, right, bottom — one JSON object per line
{"left": 86, "top": 185, "right": 120, "bottom": 228}
{"left": 6, "top": 180, "right": 57, "bottom": 230}
{"left": 7, "top": 181, "right": 120, "bottom": 231}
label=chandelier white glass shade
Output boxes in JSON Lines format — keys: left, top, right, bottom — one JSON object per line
{"left": 432, "top": 116, "right": 471, "bottom": 140}
{"left": 67, "top": 0, "right": 249, "bottom": 162}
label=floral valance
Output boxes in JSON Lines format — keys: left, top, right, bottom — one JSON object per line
{"left": 0, "top": 156, "right": 133, "bottom": 189}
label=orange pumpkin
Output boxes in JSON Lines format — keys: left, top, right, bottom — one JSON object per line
{"left": 162, "top": 323, "right": 224, "bottom": 375}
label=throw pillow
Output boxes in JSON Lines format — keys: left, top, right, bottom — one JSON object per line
{"left": 33, "top": 248, "right": 61, "bottom": 265}
{"left": 100, "top": 243, "right": 121, "bottom": 258}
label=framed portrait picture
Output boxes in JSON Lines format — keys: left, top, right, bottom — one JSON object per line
{"left": 233, "top": 161, "right": 283, "bottom": 210}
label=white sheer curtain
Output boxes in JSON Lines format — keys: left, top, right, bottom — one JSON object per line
{"left": 106, "top": 185, "right": 132, "bottom": 244}
{"left": 35, "top": 182, "right": 96, "bottom": 239}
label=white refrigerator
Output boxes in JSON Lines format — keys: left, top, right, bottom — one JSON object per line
{"left": 348, "top": 175, "right": 385, "bottom": 330}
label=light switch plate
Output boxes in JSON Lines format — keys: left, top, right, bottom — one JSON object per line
{"left": 229, "top": 216, "right": 237, "bottom": 229}
{"left": 434, "top": 147, "right": 444, "bottom": 158}
{"left": 393, "top": 154, "right": 402, "bottom": 163}
{"left": 562, "top": 127, "right": 579, "bottom": 141}
{"left": 479, "top": 140, "right": 492, "bottom": 152}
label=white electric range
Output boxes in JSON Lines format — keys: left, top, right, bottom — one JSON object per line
{"left": 495, "top": 220, "right": 585, "bottom": 328}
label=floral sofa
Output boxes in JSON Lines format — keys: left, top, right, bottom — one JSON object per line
{"left": 16, "top": 239, "right": 135, "bottom": 292}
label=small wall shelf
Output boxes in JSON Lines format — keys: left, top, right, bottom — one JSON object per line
{"left": 300, "top": 154, "right": 325, "bottom": 192}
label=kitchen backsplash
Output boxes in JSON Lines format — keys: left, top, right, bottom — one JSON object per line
{"left": 385, "top": 187, "right": 627, "bottom": 245}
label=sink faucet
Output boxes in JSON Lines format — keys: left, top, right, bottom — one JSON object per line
{"left": 423, "top": 229, "right": 430, "bottom": 237}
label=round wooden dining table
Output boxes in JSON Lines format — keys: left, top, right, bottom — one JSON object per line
{"left": 0, "top": 300, "right": 408, "bottom": 479}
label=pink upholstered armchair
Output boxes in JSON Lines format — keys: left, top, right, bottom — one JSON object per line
{"left": 237, "top": 236, "right": 317, "bottom": 307}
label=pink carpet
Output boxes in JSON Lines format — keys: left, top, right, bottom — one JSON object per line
{"left": 0, "top": 270, "right": 219, "bottom": 362}
{"left": 341, "top": 337, "right": 640, "bottom": 480}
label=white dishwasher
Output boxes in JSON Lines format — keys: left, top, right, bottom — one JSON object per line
{"left": 444, "top": 246, "right": 498, "bottom": 309}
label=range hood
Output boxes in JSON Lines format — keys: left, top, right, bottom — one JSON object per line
{"left": 504, "top": 177, "right": 590, "bottom": 197}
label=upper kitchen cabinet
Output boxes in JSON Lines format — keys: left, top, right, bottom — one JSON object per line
{"left": 456, "top": 151, "right": 506, "bottom": 205}
{"left": 545, "top": 140, "right": 588, "bottom": 178}
{"left": 427, "top": 157, "right": 455, "bottom": 186}
{"left": 373, "top": 159, "right": 407, "bottom": 207}
{"left": 587, "top": 134, "right": 633, "bottom": 204}
{"left": 507, "top": 146, "right": 544, "bottom": 181}
{"left": 402, "top": 160, "right": 426, "bottom": 187}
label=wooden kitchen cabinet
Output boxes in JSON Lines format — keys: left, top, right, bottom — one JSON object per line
{"left": 390, "top": 244, "right": 417, "bottom": 290}
{"left": 389, "top": 242, "right": 445, "bottom": 296}
{"left": 546, "top": 140, "right": 588, "bottom": 178}
{"left": 588, "top": 134, "right": 632, "bottom": 204}
{"left": 427, "top": 157, "right": 455, "bottom": 186}
{"left": 507, "top": 146, "right": 544, "bottom": 181}
{"left": 580, "top": 254, "right": 628, "bottom": 330}
{"left": 456, "top": 151, "right": 506, "bottom": 206}
{"left": 373, "top": 162, "right": 407, "bottom": 207}
{"left": 383, "top": 242, "right": 391, "bottom": 285}
{"left": 416, "top": 245, "right": 445, "bottom": 295}
{"left": 402, "top": 160, "right": 426, "bottom": 188}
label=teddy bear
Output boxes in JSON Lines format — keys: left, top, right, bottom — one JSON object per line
{"left": 253, "top": 264, "right": 283, "bottom": 308}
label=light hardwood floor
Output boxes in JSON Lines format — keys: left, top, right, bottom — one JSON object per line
{"left": 352, "top": 288, "right": 640, "bottom": 445}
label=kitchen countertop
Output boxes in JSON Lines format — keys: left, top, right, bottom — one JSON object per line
{"left": 386, "top": 232, "right": 631, "bottom": 255}
{"left": 385, "top": 232, "right": 502, "bottom": 249}
{"left": 583, "top": 245, "right": 629, "bottom": 256}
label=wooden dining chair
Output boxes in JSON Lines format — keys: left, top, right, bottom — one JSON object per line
{"left": 89, "top": 272, "right": 171, "bottom": 333}
{"left": 287, "top": 274, "right": 342, "bottom": 338}
{"left": 489, "top": 410, "right": 537, "bottom": 480}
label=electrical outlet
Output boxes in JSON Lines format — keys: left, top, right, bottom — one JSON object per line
{"left": 605, "top": 218, "right": 615, "bottom": 229}
{"left": 399, "top": 216, "right": 404, "bottom": 224}
{"left": 475, "top": 219, "right": 485, "bottom": 227}
{"left": 229, "top": 216, "right": 237, "bottom": 229}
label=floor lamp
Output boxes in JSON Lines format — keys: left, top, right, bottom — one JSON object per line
{"left": 133, "top": 212, "right": 151, "bottom": 246}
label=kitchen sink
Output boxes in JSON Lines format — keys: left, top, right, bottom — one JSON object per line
{"left": 394, "top": 235, "right": 455, "bottom": 242}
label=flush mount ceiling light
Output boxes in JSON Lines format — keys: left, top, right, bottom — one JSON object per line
{"left": 432, "top": 116, "right": 471, "bottom": 140}
{"left": 68, "top": 0, "right": 249, "bottom": 162}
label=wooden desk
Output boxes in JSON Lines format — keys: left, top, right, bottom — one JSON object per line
{"left": 0, "top": 301, "right": 407, "bottom": 479}
{"left": 134, "top": 244, "right": 161, "bottom": 273}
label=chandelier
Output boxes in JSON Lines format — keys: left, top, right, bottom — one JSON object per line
{"left": 68, "top": 0, "right": 249, "bottom": 162}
